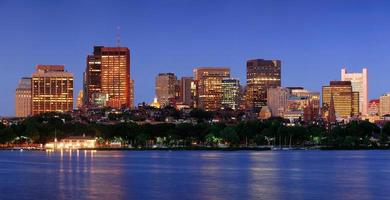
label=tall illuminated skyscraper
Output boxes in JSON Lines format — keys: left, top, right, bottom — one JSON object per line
{"left": 246, "top": 59, "right": 281, "bottom": 109}
{"left": 341, "top": 68, "right": 368, "bottom": 116}
{"left": 322, "top": 81, "right": 359, "bottom": 119}
{"left": 155, "top": 73, "right": 177, "bottom": 107}
{"left": 84, "top": 46, "right": 132, "bottom": 109}
{"left": 15, "top": 77, "right": 32, "bottom": 117}
{"left": 193, "top": 67, "right": 230, "bottom": 111}
{"left": 31, "top": 65, "right": 73, "bottom": 115}
{"left": 221, "top": 78, "right": 240, "bottom": 110}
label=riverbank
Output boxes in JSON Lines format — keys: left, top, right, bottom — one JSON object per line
{"left": 2, "top": 146, "right": 390, "bottom": 151}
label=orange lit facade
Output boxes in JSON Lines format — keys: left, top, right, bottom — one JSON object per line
{"left": 84, "top": 46, "right": 132, "bottom": 109}
{"left": 31, "top": 65, "right": 74, "bottom": 115}
{"left": 322, "top": 81, "right": 359, "bottom": 119}
{"left": 193, "top": 67, "right": 230, "bottom": 111}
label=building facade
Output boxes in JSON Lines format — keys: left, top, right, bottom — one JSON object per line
{"left": 267, "top": 87, "right": 289, "bottom": 117}
{"left": 341, "top": 68, "right": 368, "bottom": 116}
{"left": 322, "top": 81, "right": 359, "bottom": 119}
{"left": 84, "top": 46, "right": 132, "bottom": 109}
{"left": 155, "top": 73, "right": 177, "bottom": 107}
{"left": 31, "top": 65, "right": 73, "bottom": 115}
{"left": 193, "top": 67, "right": 230, "bottom": 111}
{"left": 76, "top": 90, "right": 84, "bottom": 109}
{"left": 221, "top": 78, "right": 240, "bottom": 110}
{"left": 246, "top": 59, "right": 281, "bottom": 109}
{"left": 368, "top": 99, "right": 380, "bottom": 116}
{"left": 179, "top": 77, "right": 194, "bottom": 107}
{"left": 15, "top": 77, "right": 32, "bottom": 117}
{"left": 380, "top": 93, "right": 390, "bottom": 116}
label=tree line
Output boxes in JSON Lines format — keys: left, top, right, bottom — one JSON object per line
{"left": 0, "top": 112, "right": 389, "bottom": 148}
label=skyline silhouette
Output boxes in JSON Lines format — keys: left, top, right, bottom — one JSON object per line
{"left": 1, "top": 0, "right": 390, "bottom": 116}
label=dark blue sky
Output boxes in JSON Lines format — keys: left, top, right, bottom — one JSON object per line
{"left": 1, "top": 0, "right": 389, "bottom": 116}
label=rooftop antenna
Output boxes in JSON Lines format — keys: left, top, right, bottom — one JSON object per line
{"left": 116, "top": 26, "right": 121, "bottom": 47}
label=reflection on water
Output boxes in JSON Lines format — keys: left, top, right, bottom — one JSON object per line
{"left": 0, "top": 150, "right": 390, "bottom": 200}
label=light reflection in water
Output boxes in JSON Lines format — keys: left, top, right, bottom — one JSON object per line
{"left": 1, "top": 151, "right": 389, "bottom": 200}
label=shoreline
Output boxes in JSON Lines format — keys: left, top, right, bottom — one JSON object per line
{"left": 2, "top": 146, "right": 390, "bottom": 151}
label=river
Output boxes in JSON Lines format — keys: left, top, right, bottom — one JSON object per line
{"left": 0, "top": 150, "right": 389, "bottom": 200}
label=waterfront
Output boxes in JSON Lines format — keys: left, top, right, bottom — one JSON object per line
{"left": 0, "top": 150, "right": 389, "bottom": 200}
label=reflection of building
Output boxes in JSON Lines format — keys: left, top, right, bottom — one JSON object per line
{"left": 32, "top": 65, "right": 73, "bottom": 115}
{"left": 267, "top": 87, "right": 289, "bottom": 117}
{"left": 341, "top": 68, "right": 368, "bottom": 116}
{"left": 193, "top": 67, "right": 230, "bottom": 111}
{"left": 246, "top": 59, "right": 281, "bottom": 109}
{"left": 380, "top": 93, "right": 390, "bottom": 116}
{"left": 155, "top": 73, "right": 177, "bottom": 107}
{"left": 45, "top": 135, "right": 96, "bottom": 149}
{"left": 84, "top": 46, "right": 132, "bottom": 109}
{"left": 322, "top": 81, "right": 359, "bottom": 119}
{"left": 221, "top": 78, "right": 240, "bottom": 110}
{"left": 15, "top": 77, "right": 32, "bottom": 117}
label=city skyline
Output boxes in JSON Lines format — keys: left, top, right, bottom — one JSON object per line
{"left": 2, "top": 1, "right": 390, "bottom": 116}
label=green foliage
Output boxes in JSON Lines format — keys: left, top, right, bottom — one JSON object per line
{"left": 0, "top": 113, "right": 384, "bottom": 148}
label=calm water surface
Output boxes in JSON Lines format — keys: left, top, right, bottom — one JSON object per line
{"left": 0, "top": 150, "right": 389, "bottom": 200}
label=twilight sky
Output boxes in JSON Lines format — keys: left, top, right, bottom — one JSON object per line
{"left": 0, "top": 0, "right": 389, "bottom": 116}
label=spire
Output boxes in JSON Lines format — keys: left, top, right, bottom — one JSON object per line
{"left": 328, "top": 93, "right": 336, "bottom": 122}
{"left": 116, "top": 26, "right": 121, "bottom": 47}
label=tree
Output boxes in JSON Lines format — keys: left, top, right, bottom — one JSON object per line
{"left": 220, "top": 126, "right": 240, "bottom": 147}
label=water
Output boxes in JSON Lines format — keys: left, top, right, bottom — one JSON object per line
{"left": 0, "top": 150, "right": 389, "bottom": 200}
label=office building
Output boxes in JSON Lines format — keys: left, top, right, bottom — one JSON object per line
{"left": 221, "top": 78, "right": 240, "bottom": 110}
{"left": 155, "top": 73, "right": 177, "bottom": 107}
{"left": 322, "top": 81, "right": 359, "bottom": 119}
{"left": 84, "top": 46, "right": 132, "bottom": 109}
{"left": 179, "top": 77, "right": 194, "bottom": 107}
{"left": 15, "top": 77, "right": 32, "bottom": 117}
{"left": 31, "top": 65, "right": 73, "bottom": 115}
{"left": 267, "top": 87, "right": 289, "bottom": 117}
{"left": 380, "top": 93, "right": 390, "bottom": 116}
{"left": 193, "top": 67, "right": 230, "bottom": 111}
{"left": 246, "top": 59, "right": 281, "bottom": 109}
{"left": 341, "top": 68, "right": 368, "bottom": 116}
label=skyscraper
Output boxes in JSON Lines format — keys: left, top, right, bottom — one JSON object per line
{"left": 267, "top": 87, "right": 289, "bottom": 117}
{"left": 179, "top": 77, "right": 194, "bottom": 107}
{"left": 155, "top": 73, "right": 177, "bottom": 107}
{"left": 15, "top": 77, "right": 32, "bottom": 117}
{"left": 31, "top": 65, "right": 73, "bottom": 115}
{"left": 322, "top": 81, "right": 359, "bottom": 119}
{"left": 84, "top": 46, "right": 132, "bottom": 109}
{"left": 246, "top": 59, "right": 281, "bottom": 109}
{"left": 221, "top": 78, "right": 240, "bottom": 110}
{"left": 341, "top": 68, "right": 368, "bottom": 116}
{"left": 379, "top": 93, "right": 390, "bottom": 116}
{"left": 193, "top": 67, "right": 230, "bottom": 111}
